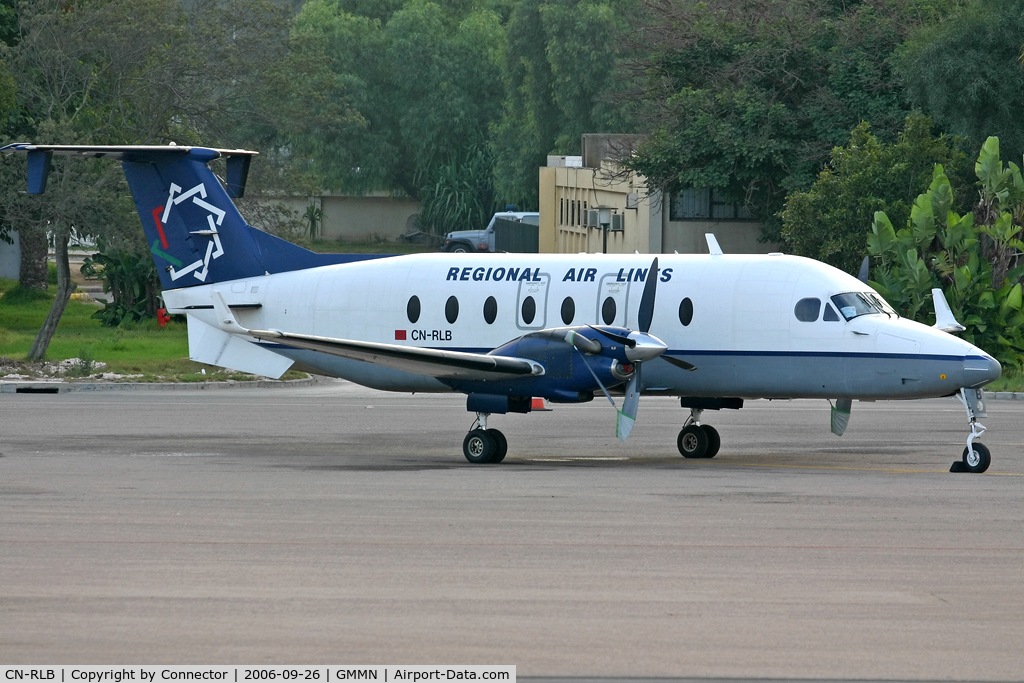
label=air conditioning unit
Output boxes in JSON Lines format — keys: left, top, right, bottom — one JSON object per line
{"left": 610, "top": 213, "right": 625, "bottom": 232}
{"left": 585, "top": 209, "right": 599, "bottom": 227}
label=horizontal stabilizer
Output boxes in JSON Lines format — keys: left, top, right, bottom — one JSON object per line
{"left": 187, "top": 316, "right": 293, "bottom": 379}
{"left": 249, "top": 330, "right": 545, "bottom": 381}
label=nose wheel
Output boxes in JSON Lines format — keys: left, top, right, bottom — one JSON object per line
{"left": 463, "top": 413, "right": 508, "bottom": 464}
{"left": 677, "top": 409, "right": 720, "bottom": 458}
{"left": 950, "top": 388, "right": 991, "bottom": 473}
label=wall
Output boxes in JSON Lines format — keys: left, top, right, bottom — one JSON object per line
{"left": 662, "top": 219, "right": 773, "bottom": 254}
{"left": 0, "top": 232, "right": 20, "bottom": 280}
{"left": 273, "top": 193, "right": 422, "bottom": 243}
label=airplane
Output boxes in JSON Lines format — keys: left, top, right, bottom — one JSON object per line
{"left": 1, "top": 143, "right": 1003, "bottom": 472}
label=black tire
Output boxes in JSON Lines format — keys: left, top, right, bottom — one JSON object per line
{"left": 702, "top": 425, "right": 721, "bottom": 458}
{"left": 962, "top": 442, "right": 991, "bottom": 473}
{"left": 463, "top": 429, "right": 496, "bottom": 464}
{"left": 448, "top": 242, "right": 471, "bottom": 253}
{"left": 677, "top": 424, "right": 709, "bottom": 458}
{"left": 488, "top": 429, "right": 508, "bottom": 463}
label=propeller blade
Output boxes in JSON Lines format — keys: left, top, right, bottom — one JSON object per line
{"left": 573, "top": 346, "right": 616, "bottom": 408}
{"left": 588, "top": 325, "right": 636, "bottom": 348}
{"left": 662, "top": 354, "right": 697, "bottom": 372}
{"left": 637, "top": 257, "right": 659, "bottom": 333}
{"left": 616, "top": 363, "right": 642, "bottom": 441}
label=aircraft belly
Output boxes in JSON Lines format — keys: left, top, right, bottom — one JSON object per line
{"left": 270, "top": 348, "right": 452, "bottom": 393}
{"left": 645, "top": 352, "right": 962, "bottom": 399}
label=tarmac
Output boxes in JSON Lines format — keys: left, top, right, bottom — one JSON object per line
{"left": 1, "top": 380, "right": 1023, "bottom": 680}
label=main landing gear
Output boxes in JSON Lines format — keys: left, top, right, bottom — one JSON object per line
{"left": 950, "top": 388, "right": 991, "bottom": 473}
{"left": 677, "top": 408, "right": 721, "bottom": 459}
{"left": 463, "top": 413, "right": 508, "bottom": 464}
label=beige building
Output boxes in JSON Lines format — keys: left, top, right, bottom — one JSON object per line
{"left": 538, "top": 135, "right": 774, "bottom": 255}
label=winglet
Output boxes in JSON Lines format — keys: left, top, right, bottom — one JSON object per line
{"left": 210, "top": 290, "right": 250, "bottom": 335}
{"left": 932, "top": 288, "right": 966, "bottom": 333}
{"left": 705, "top": 234, "right": 723, "bottom": 255}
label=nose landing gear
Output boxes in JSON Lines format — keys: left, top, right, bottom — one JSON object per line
{"left": 677, "top": 408, "right": 721, "bottom": 459}
{"left": 463, "top": 413, "right": 508, "bottom": 464}
{"left": 950, "top": 388, "right": 991, "bottom": 473}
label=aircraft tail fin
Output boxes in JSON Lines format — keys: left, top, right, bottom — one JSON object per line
{"left": 1, "top": 143, "right": 387, "bottom": 290}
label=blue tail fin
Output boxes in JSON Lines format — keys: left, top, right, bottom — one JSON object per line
{"left": 1, "top": 143, "right": 388, "bottom": 290}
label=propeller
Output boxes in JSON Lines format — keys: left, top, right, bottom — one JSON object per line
{"left": 580, "top": 257, "right": 698, "bottom": 441}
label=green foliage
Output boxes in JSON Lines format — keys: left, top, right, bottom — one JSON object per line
{"left": 867, "top": 141, "right": 1024, "bottom": 366}
{"left": 284, "top": 0, "right": 505, "bottom": 214}
{"left": 781, "top": 113, "right": 969, "bottom": 274}
{"left": 67, "top": 347, "right": 95, "bottom": 378}
{"left": 303, "top": 203, "right": 323, "bottom": 240}
{"left": 417, "top": 145, "right": 497, "bottom": 234}
{"left": 490, "top": 0, "right": 635, "bottom": 209}
{"left": 897, "top": 0, "right": 1024, "bottom": 165}
{"left": 624, "top": 0, "right": 941, "bottom": 241}
{"left": 81, "top": 248, "right": 160, "bottom": 327}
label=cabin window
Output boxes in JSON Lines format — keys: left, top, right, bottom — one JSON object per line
{"left": 407, "top": 296, "right": 421, "bottom": 324}
{"left": 445, "top": 296, "right": 459, "bottom": 324}
{"left": 602, "top": 297, "right": 616, "bottom": 325}
{"left": 521, "top": 296, "right": 536, "bottom": 325}
{"left": 561, "top": 297, "right": 575, "bottom": 325}
{"left": 483, "top": 296, "right": 497, "bottom": 324}
{"left": 823, "top": 303, "right": 840, "bottom": 321}
{"left": 678, "top": 298, "right": 693, "bottom": 326}
{"left": 794, "top": 297, "right": 821, "bottom": 322}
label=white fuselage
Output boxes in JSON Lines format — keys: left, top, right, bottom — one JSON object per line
{"left": 164, "top": 252, "right": 996, "bottom": 400}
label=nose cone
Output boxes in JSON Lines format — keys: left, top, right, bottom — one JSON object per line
{"left": 964, "top": 354, "right": 1001, "bottom": 388}
{"left": 625, "top": 332, "right": 668, "bottom": 363}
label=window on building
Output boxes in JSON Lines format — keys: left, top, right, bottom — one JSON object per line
{"left": 670, "top": 188, "right": 751, "bottom": 221}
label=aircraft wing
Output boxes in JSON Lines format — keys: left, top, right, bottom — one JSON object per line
{"left": 248, "top": 329, "right": 544, "bottom": 381}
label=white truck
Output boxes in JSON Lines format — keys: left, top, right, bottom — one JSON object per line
{"left": 441, "top": 211, "right": 540, "bottom": 253}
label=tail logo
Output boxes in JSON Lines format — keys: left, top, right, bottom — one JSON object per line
{"left": 150, "top": 182, "right": 227, "bottom": 283}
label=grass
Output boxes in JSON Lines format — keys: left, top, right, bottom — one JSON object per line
{"left": 0, "top": 278, "right": 306, "bottom": 382}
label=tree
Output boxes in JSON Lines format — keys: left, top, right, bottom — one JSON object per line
{"left": 0, "top": 0, "right": 293, "bottom": 360}
{"left": 490, "top": 0, "right": 636, "bottom": 210}
{"left": 622, "top": 0, "right": 941, "bottom": 242}
{"left": 867, "top": 138, "right": 1024, "bottom": 366}
{"left": 283, "top": 0, "right": 506, "bottom": 234}
{"left": 897, "top": 0, "right": 1024, "bottom": 166}
{"left": 780, "top": 113, "right": 970, "bottom": 274}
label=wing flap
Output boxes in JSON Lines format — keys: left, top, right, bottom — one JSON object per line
{"left": 249, "top": 329, "right": 544, "bottom": 381}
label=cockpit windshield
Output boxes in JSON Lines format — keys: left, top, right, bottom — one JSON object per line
{"left": 830, "top": 291, "right": 898, "bottom": 321}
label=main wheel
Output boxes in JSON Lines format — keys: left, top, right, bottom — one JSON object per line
{"left": 463, "top": 429, "right": 496, "bottom": 464}
{"left": 677, "top": 424, "right": 709, "bottom": 458}
{"left": 487, "top": 429, "right": 508, "bottom": 463}
{"left": 448, "top": 242, "right": 471, "bottom": 253}
{"left": 962, "top": 442, "right": 991, "bottom": 473}
{"left": 702, "top": 425, "right": 721, "bottom": 458}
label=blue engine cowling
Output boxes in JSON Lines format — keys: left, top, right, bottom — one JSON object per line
{"left": 443, "top": 326, "right": 631, "bottom": 402}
